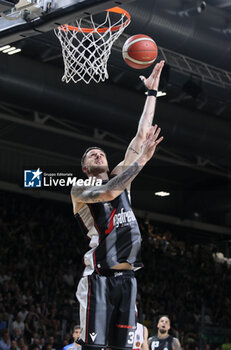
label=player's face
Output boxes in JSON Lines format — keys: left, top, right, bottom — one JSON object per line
{"left": 83, "top": 148, "right": 109, "bottom": 174}
{"left": 157, "top": 317, "right": 170, "bottom": 334}
{"left": 72, "top": 328, "right": 81, "bottom": 341}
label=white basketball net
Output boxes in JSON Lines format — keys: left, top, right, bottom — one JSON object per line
{"left": 54, "top": 8, "right": 130, "bottom": 84}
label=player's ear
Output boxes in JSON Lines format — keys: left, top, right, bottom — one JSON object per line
{"left": 82, "top": 166, "right": 88, "bottom": 174}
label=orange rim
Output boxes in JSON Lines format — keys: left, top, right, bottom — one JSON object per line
{"left": 58, "top": 7, "right": 130, "bottom": 33}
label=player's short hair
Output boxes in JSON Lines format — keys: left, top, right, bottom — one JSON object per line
{"left": 157, "top": 315, "right": 170, "bottom": 324}
{"left": 73, "top": 325, "right": 80, "bottom": 333}
{"left": 81, "top": 147, "right": 106, "bottom": 166}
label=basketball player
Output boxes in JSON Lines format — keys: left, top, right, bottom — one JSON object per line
{"left": 133, "top": 322, "right": 149, "bottom": 350}
{"left": 149, "top": 316, "right": 181, "bottom": 350}
{"left": 63, "top": 326, "right": 82, "bottom": 350}
{"left": 71, "top": 60, "right": 165, "bottom": 350}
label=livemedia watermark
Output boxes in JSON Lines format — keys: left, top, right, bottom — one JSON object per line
{"left": 24, "top": 168, "right": 102, "bottom": 188}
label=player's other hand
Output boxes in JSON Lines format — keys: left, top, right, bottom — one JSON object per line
{"left": 139, "top": 60, "right": 165, "bottom": 91}
{"left": 140, "top": 125, "right": 163, "bottom": 162}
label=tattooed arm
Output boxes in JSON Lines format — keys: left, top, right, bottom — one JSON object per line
{"left": 172, "top": 338, "right": 181, "bottom": 350}
{"left": 71, "top": 126, "right": 163, "bottom": 210}
{"left": 111, "top": 60, "right": 165, "bottom": 176}
{"left": 71, "top": 160, "right": 142, "bottom": 205}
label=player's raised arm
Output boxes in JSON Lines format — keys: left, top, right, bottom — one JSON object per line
{"left": 137, "top": 60, "right": 164, "bottom": 133}
{"left": 71, "top": 126, "right": 163, "bottom": 207}
{"left": 111, "top": 60, "right": 165, "bottom": 175}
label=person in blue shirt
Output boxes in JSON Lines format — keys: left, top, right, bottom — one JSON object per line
{"left": 63, "top": 326, "right": 81, "bottom": 350}
{"left": 0, "top": 331, "right": 11, "bottom": 350}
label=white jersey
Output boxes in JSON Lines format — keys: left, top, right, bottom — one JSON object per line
{"left": 133, "top": 322, "right": 144, "bottom": 350}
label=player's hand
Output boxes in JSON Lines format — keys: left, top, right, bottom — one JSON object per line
{"left": 139, "top": 60, "right": 165, "bottom": 91}
{"left": 140, "top": 125, "right": 163, "bottom": 162}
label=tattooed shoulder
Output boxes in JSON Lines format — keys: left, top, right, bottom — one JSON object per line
{"left": 71, "top": 185, "right": 84, "bottom": 198}
{"left": 71, "top": 184, "right": 103, "bottom": 203}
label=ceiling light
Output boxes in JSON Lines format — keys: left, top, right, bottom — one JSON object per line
{"left": 155, "top": 191, "right": 170, "bottom": 197}
{"left": 3, "top": 46, "right": 16, "bottom": 53}
{"left": 0, "top": 44, "right": 21, "bottom": 55}
{"left": 8, "top": 48, "right": 21, "bottom": 55}
{"left": 157, "top": 91, "right": 167, "bottom": 97}
{"left": 0, "top": 45, "right": 11, "bottom": 51}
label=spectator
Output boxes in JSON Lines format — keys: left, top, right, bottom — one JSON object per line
{"left": 17, "top": 308, "right": 28, "bottom": 325}
{"left": 10, "top": 340, "right": 20, "bottom": 350}
{"left": 11, "top": 329, "right": 21, "bottom": 342}
{"left": 0, "top": 332, "right": 11, "bottom": 350}
{"left": 12, "top": 316, "right": 24, "bottom": 336}
{"left": 0, "top": 313, "right": 7, "bottom": 334}
{"left": 48, "top": 336, "right": 57, "bottom": 350}
{"left": 18, "top": 338, "right": 27, "bottom": 350}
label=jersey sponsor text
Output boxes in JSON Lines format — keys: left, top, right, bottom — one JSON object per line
{"left": 113, "top": 208, "right": 136, "bottom": 228}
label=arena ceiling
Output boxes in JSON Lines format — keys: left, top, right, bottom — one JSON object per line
{"left": 0, "top": 0, "right": 231, "bottom": 234}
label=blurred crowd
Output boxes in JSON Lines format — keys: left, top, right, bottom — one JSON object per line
{"left": 0, "top": 191, "right": 231, "bottom": 350}
{"left": 137, "top": 222, "right": 231, "bottom": 347}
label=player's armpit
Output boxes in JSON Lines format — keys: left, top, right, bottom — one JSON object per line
{"left": 110, "top": 160, "right": 125, "bottom": 176}
{"left": 172, "top": 338, "right": 181, "bottom": 350}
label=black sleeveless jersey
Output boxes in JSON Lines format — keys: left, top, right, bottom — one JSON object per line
{"left": 149, "top": 335, "right": 174, "bottom": 350}
{"left": 75, "top": 188, "right": 143, "bottom": 276}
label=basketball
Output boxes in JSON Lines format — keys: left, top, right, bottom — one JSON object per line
{"left": 122, "top": 34, "right": 158, "bottom": 69}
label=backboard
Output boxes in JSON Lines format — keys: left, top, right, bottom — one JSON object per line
{"left": 0, "top": 0, "right": 134, "bottom": 46}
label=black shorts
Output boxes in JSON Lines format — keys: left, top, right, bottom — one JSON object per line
{"left": 76, "top": 270, "right": 137, "bottom": 350}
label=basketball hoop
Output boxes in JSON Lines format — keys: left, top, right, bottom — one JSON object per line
{"left": 54, "top": 7, "right": 131, "bottom": 84}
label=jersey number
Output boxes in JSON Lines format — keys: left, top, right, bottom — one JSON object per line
{"left": 151, "top": 341, "right": 160, "bottom": 350}
{"left": 127, "top": 331, "right": 135, "bottom": 344}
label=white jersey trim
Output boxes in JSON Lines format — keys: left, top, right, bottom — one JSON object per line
{"left": 78, "top": 205, "right": 99, "bottom": 276}
{"left": 133, "top": 322, "right": 144, "bottom": 350}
